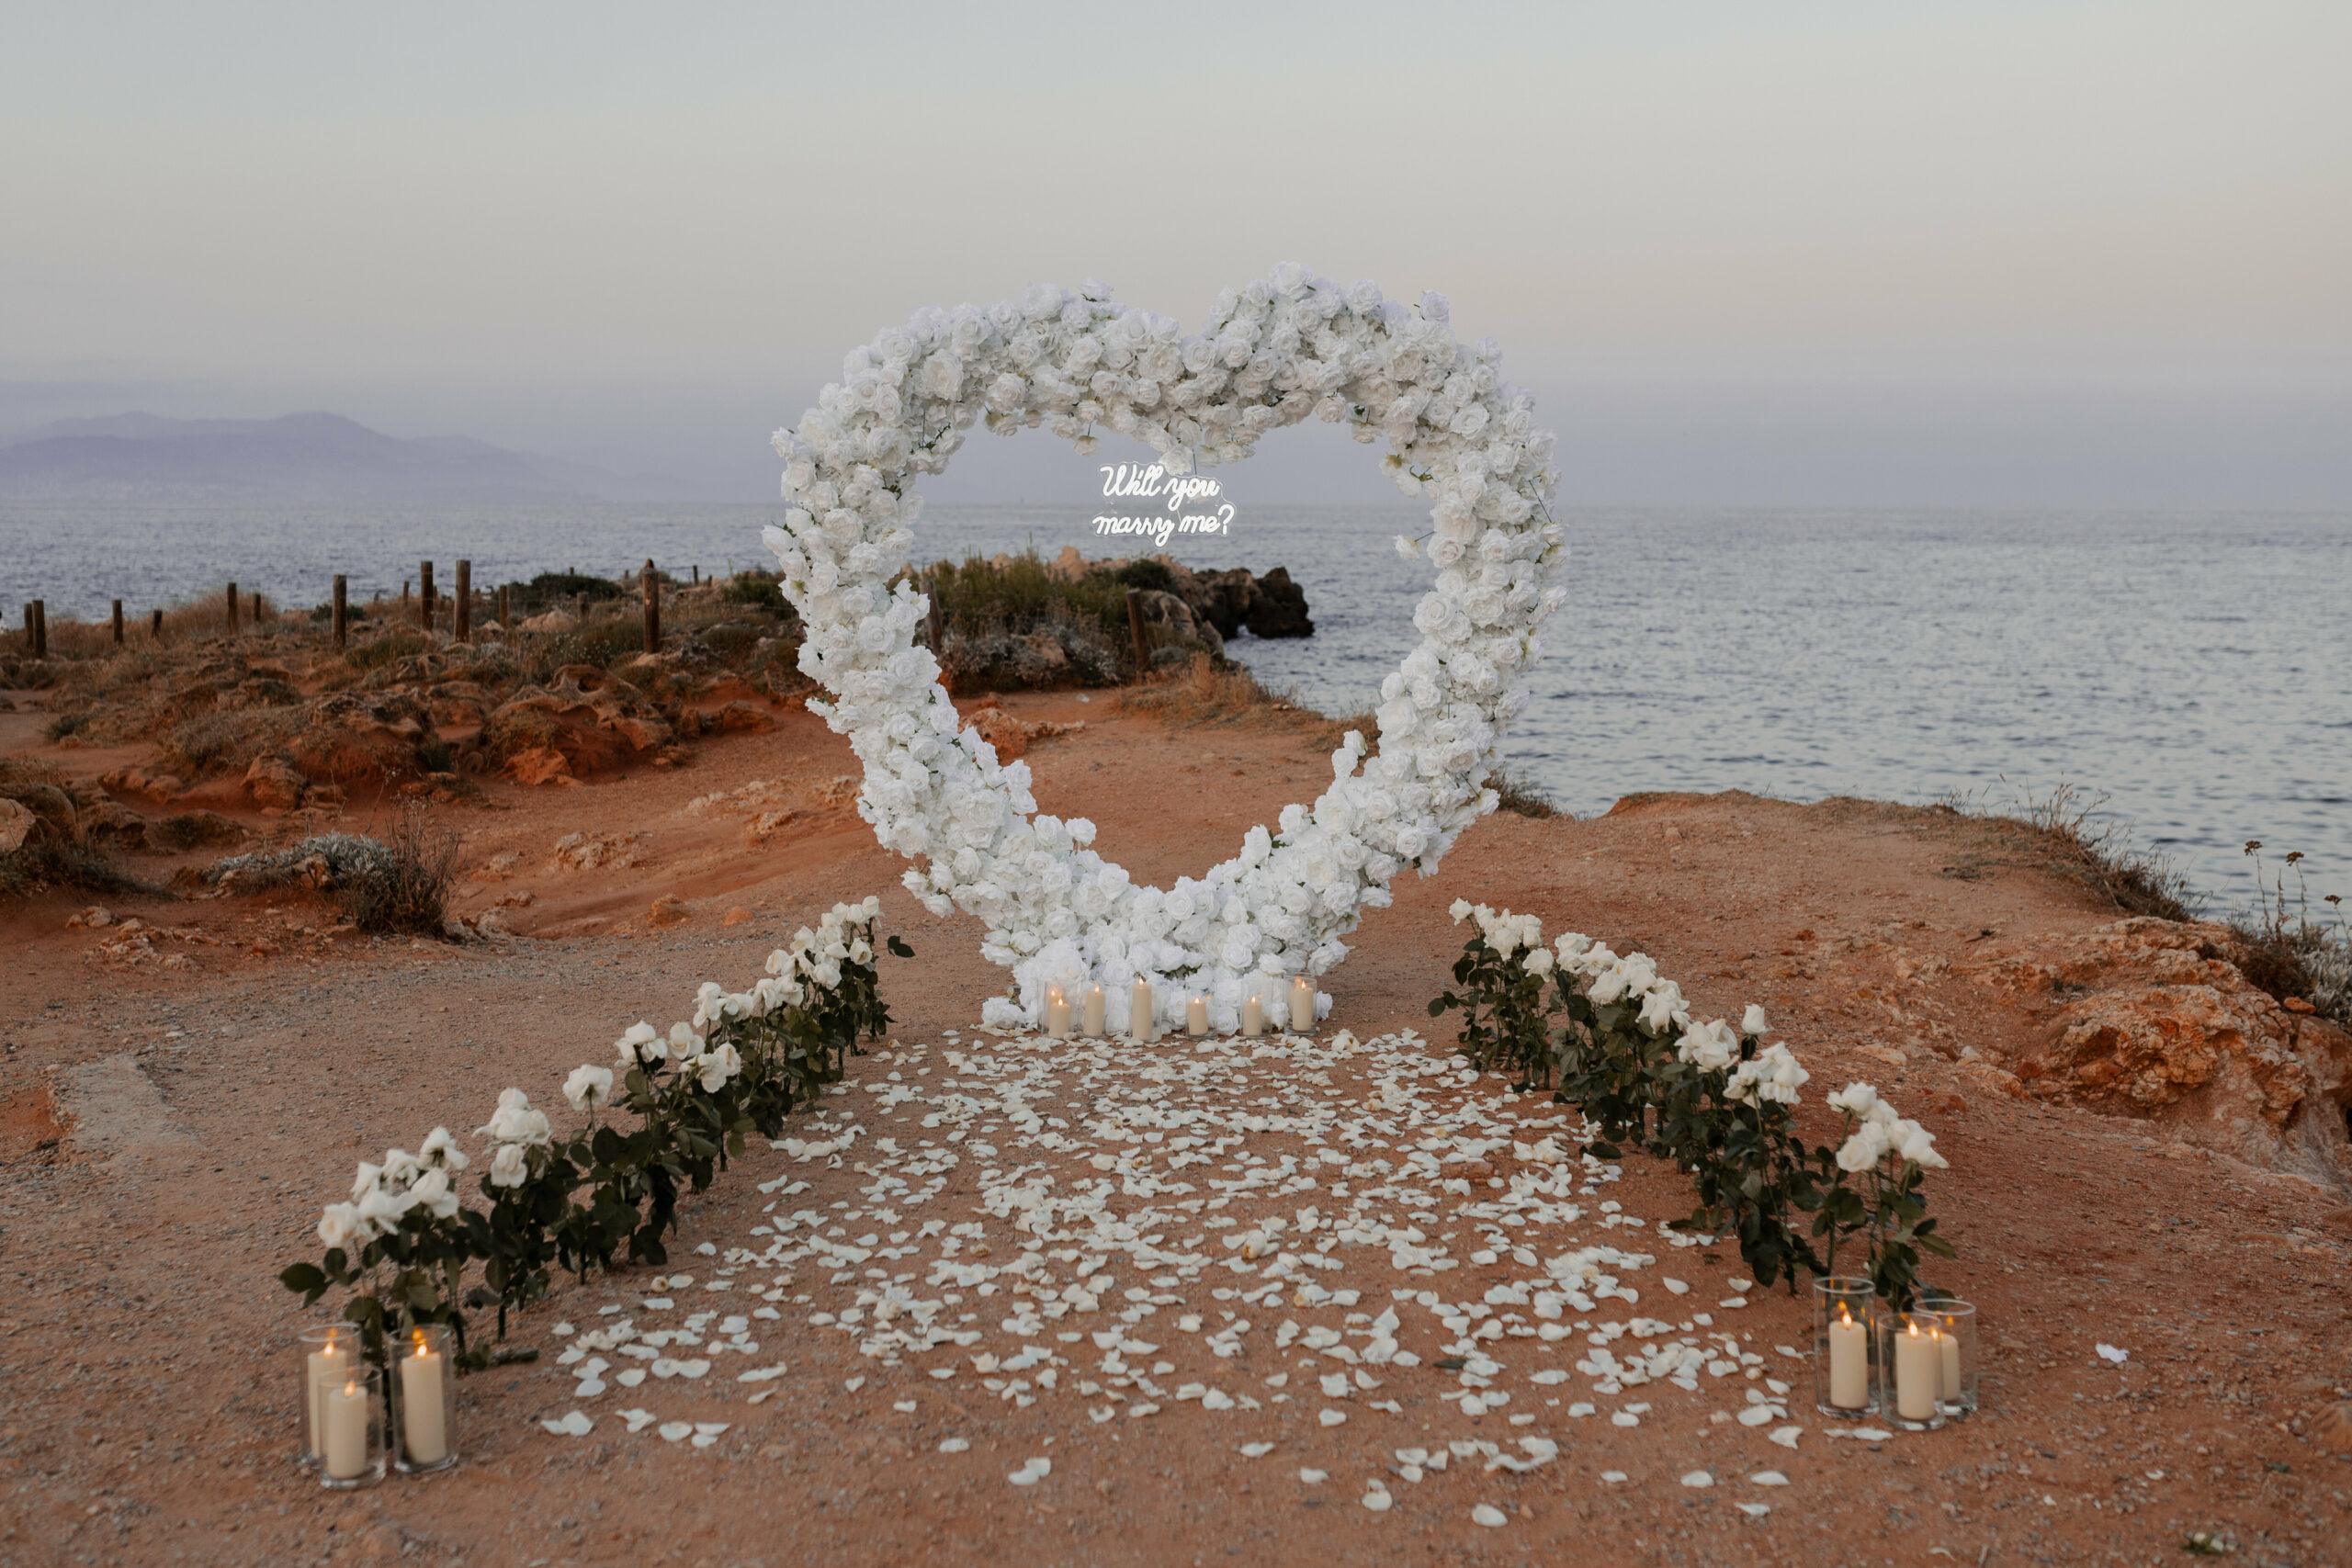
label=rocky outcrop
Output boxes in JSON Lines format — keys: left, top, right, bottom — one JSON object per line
{"left": 963, "top": 702, "right": 1084, "bottom": 762}
{"left": 1158, "top": 561, "right": 1313, "bottom": 640}
{"left": 475, "top": 670, "right": 674, "bottom": 778}
{"left": 280, "top": 691, "right": 438, "bottom": 784}
{"left": 1962, "top": 917, "right": 2352, "bottom": 1186}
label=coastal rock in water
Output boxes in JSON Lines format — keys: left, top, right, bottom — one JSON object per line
{"left": 1962, "top": 917, "right": 2352, "bottom": 1185}
{"left": 1243, "top": 566, "right": 1313, "bottom": 638}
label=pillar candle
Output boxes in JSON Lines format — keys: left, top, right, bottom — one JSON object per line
{"left": 1894, "top": 1320, "right": 1939, "bottom": 1421}
{"left": 400, "top": 1337, "right": 448, "bottom": 1467}
{"left": 1187, "top": 995, "right": 1208, "bottom": 1036}
{"left": 1081, "top": 984, "right": 1106, "bottom": 1038}
{"left": 1241, "top": 995, "right": 1264, "bottom": 1037}
{"left": 1044, "top": 987, "right": 1069, "bottom": 1038}
{"left": 1827, "top": 1308, "right": 1869, "bottom": 1409}
{"left": 306, "top": 1341, "right": 349, "bottom": 1458}
{"left": 323, "top": 1377, "right": 369, "bottom": 1480}
{"left": 1129, "top": 980, "right": 1153, "bottom": 1040}
{"left": 1289, "top": 976, "right": 1316, "bottom": 1032}
{"left": 1938, "top": 1321, "right": 1962, "bottom": 1401}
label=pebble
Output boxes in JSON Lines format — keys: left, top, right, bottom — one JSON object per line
{"left": 1471, "top": 1504, "right": 1509, "bottom": 1528}
{"left": 938, "top": 1438, "right": 970, "bottom": 1453}
{"left": 1362, "top": 1483, "right": 1393, "bottom": 1512}
{"left": 1297, "top": 1468, "right": 1328, "bottom": 1484}
{"left": 1748, "top": 1471, "right": 1789, "bottom": 1486}
{"left": 1679, "top": 1470, "right": 1713, "bottom": 1488}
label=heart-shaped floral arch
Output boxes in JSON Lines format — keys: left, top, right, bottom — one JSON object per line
{"left": 764, "top": 264, "right": 1566, "bottom": 1032}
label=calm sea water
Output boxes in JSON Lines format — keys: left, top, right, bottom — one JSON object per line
{"left": 4, "top": 499, "right": 2346, "bottom": 905}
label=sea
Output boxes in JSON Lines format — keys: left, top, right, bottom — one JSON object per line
{"left": 4, "top": 498, "right": 2346, "bottom": 909}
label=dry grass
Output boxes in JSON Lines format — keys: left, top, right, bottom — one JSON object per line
{"left": 1941, "top": 780, "right": 2195, "bottom": 922}
{"left": 18, "top": 592, "right": 288, "bottom": 659}
{"left": 1115, "top": 656, "right": 1296, "bottom": 728}
{"left": 1486, "top": 765, "right": 1559, "bottom": 819}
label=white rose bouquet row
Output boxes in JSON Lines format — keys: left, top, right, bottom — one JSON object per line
{"left": 1431, "top": 901, "right": 1955, "bottom": 1307}
{"left": 767, "top": 266, "right": 1566, "bottom": 1027}
{"left": 281, "top": 900, "right": 910, "bottom": 1367}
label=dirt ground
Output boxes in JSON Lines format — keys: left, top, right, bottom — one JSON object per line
{"left": 3, "top": 687, "right": 2349, "bottom": 1567}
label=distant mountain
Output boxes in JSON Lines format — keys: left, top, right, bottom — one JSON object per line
{"left": 0, "top": 412, "right": 693, "bottom": 502}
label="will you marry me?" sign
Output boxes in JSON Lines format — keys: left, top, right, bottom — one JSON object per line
{"left": 1091, "top": 463, "right": 1235, "bottom": 547}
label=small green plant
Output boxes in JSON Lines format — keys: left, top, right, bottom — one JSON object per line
{"left": 1429, "top": 902, "right": 1955, "bottom": 1306}
{"left": 281, "top": 899, "right": 912, "bottom": 1371}
{"left": 346, "top": 632, "right": 433, "bottom": 671}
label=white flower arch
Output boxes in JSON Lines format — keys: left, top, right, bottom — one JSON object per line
{"left": 765, "top": 264, "right": 1566, "bottom": 1032}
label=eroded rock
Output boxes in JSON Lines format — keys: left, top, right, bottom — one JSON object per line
{"left": 1962, "top": 917, "right": 2352, "bottom": 1185}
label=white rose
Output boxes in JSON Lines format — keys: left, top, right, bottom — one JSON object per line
{"left": 489, "top": 1144, "right": 528, "bottom": 1189}
{"left": 1742, "top": 1004, "right": 1769, "bottom": 1036}
{"left": 317, "top": 1202, "right": 367, "bottom": 1251}
{"left": 563, "top": 1064, "right": 616, "bottom": 1111}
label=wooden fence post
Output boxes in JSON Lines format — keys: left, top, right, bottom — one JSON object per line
{"left": 454, "top": 559, "right": 472, "bottom": 642}
{"left": 926, "top": 574, "right": 946, "bottom": 649}
{"left": 150, "top": 608, "right": 163, "bottom": 642}
{"left": 225, "top": 582, "right": 239, "bottom": 637}
{"left": 498, "top": 584, "right": 511, "bottom": 630}
{"left": 1125, "top": 587, "right": 1149, "bottom": 677}
{"left": 110, "top": 600, "right": 124, "bottom": 646}
{"left": 27, "top": 602, "right": 45, "bottom": 660}
{"left": 641, "top": 560, "right": 661, "bottom": 652}
{"left": 574, "top": 592, "right": 586, "bottom": 623}
{"left": 333, "top": 576, "right": 348, "bottom": 651}
{"left": 419, "top": 561, "right": 435, "bottom": 632}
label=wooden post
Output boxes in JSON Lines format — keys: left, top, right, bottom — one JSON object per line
{"left": 332, "top": 576, "right": 348, "bottom": 650}
{"left": 454, "top": 559, "right": 472, "bottom": 642}
{"left": 692, "top": 565, "right": 700, "bottom": 584}
{"left": 419, "top": 561, "right": 435, "bottom": 631}
{"left": 574, "top": 592, "right": 586, "bottom": 623}
{"left": 150, "top": 608, "right": 163, "bottom": 641}
{"left": 1125, "top": 586, "right": 1149, "bottom": 677}
{"left": 26, "top": 602, "right": 45, "bottom": 660}
{"left": 498, "top": 584, "right": 511, "bottom": 629}
{"left": 225, "top": 582, "right": 239, "bottom": 637}
{"left": 641, "top": 560, "right": 660, "bottom": 652}
{"left": 110, "top": 600, "right": 124, "bottom": 646}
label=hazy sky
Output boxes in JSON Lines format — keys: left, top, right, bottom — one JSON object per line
{"left": 4, "top": 2, "right": 2347, "bottom": 504}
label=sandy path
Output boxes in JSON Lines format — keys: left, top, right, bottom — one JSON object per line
{"left": 3, "top": 693, "right": 2348, "bottom": 1565}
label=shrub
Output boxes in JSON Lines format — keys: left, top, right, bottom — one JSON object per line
{"left": 346, "top": 632, "right": 434, "bottom": 672}
{"left": 1430, "top": 903, "right": 1954, "bottom": 1307}
{"left": 2230, "top": 842, "right": 2351, "bottom": 1025}
{"left": 341, "top": 806, "right": 460, "bottom": 933}
{"left": 534, "top": 618, "right": 646, "bottom": 678}
{"left": 1486, "top": 765, "right": 1557, "bottom": 819}
{"left": 719, "top": 570, "right": 786, "bottom": 611}
{"left": 278, "top": 900, "right": 912, "bottom": 1365}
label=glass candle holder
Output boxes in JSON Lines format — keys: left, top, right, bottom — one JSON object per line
{"left": 1288, "top": 976, "right": 1317, "bottom": 1034}
{"left": 1917, "top": 1298, "right": 1977, "bottom": 1418}
{"left": 1879, "top": 1311, "right": 1950, "bottom": 1430}
{"left": 297, "top": 1325, "right": 359, "bottom": 1467}
{"left": 392, "top": 1324, "right": 459, "bottom": 1473}
{"left": 318, "top": 1362, "right": 385, "bottom": 1488}
{"left": 1812, "top": 1277, "right": 1879, "bottom": 1416}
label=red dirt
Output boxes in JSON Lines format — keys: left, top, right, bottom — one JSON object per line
{"left": 2, "top": 687, "right": 2348, "bottom": 1566}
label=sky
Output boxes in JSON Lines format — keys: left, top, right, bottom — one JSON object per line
{"left": 3, "top": 1, "right": 2347, "bottom": 506}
